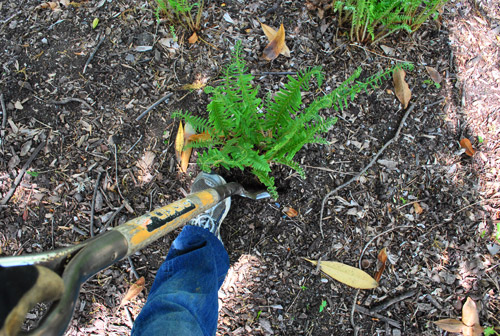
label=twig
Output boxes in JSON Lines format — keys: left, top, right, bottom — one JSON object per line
{"left": 351, "top": 289, "right": 361, "bottom": 336}
{"left": 1, "top": 93, "right": 7, "bottom": 129}
{"left": 304, "top": 165, "right": 357, "bottom": 176}
{"left": 114, "top": 143, "right": 124, "bottom": 200}
{"left": 253, "top": 71, "right": 298, "bottom": 76}
{"left": 90, "top": 171, "right": 103, "bottom": 237}
{"left": 354, "top": 305, "right": 401, "bottom": 329}
{"left": 350, "top": 44, "right": 408, "bottom": 63}
{"left": 135, "top": 93, "right": 173, "bottom": 122}
{"left": 49, "top": 97, "right": 94, "bottom": 111}
{"left": 370, "top": 290, "right": 417, "bottom": 313}
{"left": 127, "top": 256, "right": 140, "bottom": 280}
{"left": 319, "top": 103, "right": 416, "bottom": 237}
{"left": 83, "top": 35, "right": 106, "bottom": 74}
{"left": 126, "top": 135, "right": 142, "bottom": 154}
{"left": 99, "top": 203, "right": 125, "bottom": 233}
{"left": 1, "top": 139, "right": 46, "bottom": 205}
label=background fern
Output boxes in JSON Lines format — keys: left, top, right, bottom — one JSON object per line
{"left": 173, "top": 42, "right": 412, "bottom": 198}
{"left": 334, "top": 0, "right": 447, "bottom": 43}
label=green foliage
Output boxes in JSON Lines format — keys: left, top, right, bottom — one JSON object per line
{"left": 334, "top": 0, "right": 447, "bottom": 43}
{"left": 155, "top": 0, "right": 204, "bottom": 32}
{"left": 173, "top": 42, "right": 412, "bottom": 198}
{"left": 485, "top": 326, "right": 500, "bottom": 336}
{"left": 27, "top": 171, "right": 39, "bottom": 177}
{"left": 319, "top": 300, "right": 327, "bottom": 313}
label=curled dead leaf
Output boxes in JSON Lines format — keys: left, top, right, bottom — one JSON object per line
{"left": 188, "top": 32, "right": 198, "bottom": 44}
{"left": 373, "top": 247, "right": 387, "bottom": 282}
{"left": 262, "top": 23, "right": 289, "bottom": 61}
{"left": 414, "top": 202, "right": 423, "bottom": 214}
{"left": 283, "top": 207, "right": 298, "bottom": 217}
{"left": 120, "top": 276, "right": 145, "bottom": 307}
{"left": 460, "top": 138, "right": 475, "bottom": 156}
{"left": 393, "top": 69, "right": 411, "bottom": 109}
{"left": 425, "top": 66, "right": 442, "bottom": 84}
{"left": 304, "top": 258, "right": 378, "bottom": 289}
{"left": 260, "top": 23, "right": 290, "bottom": 57}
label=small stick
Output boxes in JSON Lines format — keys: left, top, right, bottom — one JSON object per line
{"left": 1, "top": 139, "right": 46, "bottom": 205}
{"left": 99, "top": 203, "right": 125, "bottom": 233}
{"left": 1, "top": 93, "right": 7, "bottom": 129}
{"left": 49, "top": 97, "right": 94, "bottom": 111}
{"left": 90, "top": 171, "right": 103, "bottom": 237}
{"left": 135, "top": 93, "right": 173, "bottom": 122}
{"left": 126, "top": 135, "right": 143, "bottom": 154}
{"left": 351, "top": 289, "right": 361, "bottom": 336}
{"left": 51, "top": 217, "right": 55, "bottom": 250}
{"left": 114, "top": 143, "right": 124, "bottom": 200}
{"left": 354, "top": 305, "right": 401, "bottom": 329}
{"left": 253, "top": 71, "right": 297, "bottom": 76}
{"left": 370, "top": 290, "right": 417, "bottom": 313}
{"left": 83, "top": 35, "right": 106, "bottom": 74}
{"left": 127, "top": 256, "right": 140, "bottom": 280}
{"left": 319, "top": 103, "right": 416, "bottom": 237}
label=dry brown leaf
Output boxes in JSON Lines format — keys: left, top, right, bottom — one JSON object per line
{"left": 262, "top": 24, "right": 289, "bottom": 61}
{"left": 414, "top": 202, "right": 423, "bottom": 214}
{"left": 260, "top": 23, "right": 290, "bottom": 57}
{"left": 188, "top": 32, "right": 198, "bottom": 44}
{"left": 174, "top": 121, "right": 184, "bottom": 162}
{"left": 283, "top": 207, "right": 298, "bottom": 218}
{"left": 425, "top": 66, "right": 442, "bottom": 84}
{"left": 373, "top": 247, "right": 387, "bottom": 282}
{"left": 462, "top": 297, "right": 480, "bottom": 328}
{"left": 434, "top": 298, "right": 484, "bottom": 336}
{"left": 304, "top": 258, "right": 378, "bottom": 289}
{"left": 393, "top": 69, "right": 411, "bottom": 109}
{"left": 434, "top": 319, "right": 466, "bottom": 333}
{"left": 460, "top": 138, "right": 475, "bottom": 156}
{"left": 180, "top": 79, "right": 207, "bottom": 91}
{"left": 187, "top": 132, "right": 211, "bottom": 143}
{"left": 120, "top": 276, "right": 145, "bottom": 307}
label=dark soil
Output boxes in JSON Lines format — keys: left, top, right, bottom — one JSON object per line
{"left": 1, "top": 0, "right": 499, "bottom": 335}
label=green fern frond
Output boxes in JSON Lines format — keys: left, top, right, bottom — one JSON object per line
{"left": 171, "top": 110, "right": 211, "bottom": 133}
{"left": 252, "top": 168, "right": 278, "bottom": 199}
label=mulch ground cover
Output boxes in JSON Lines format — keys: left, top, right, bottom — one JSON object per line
{"left": 0, "top": 0, "right": 499, "bottom": 335}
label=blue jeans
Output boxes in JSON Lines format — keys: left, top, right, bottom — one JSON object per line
{"left": 131, "top": 225, "right": 229, "bottom": 336}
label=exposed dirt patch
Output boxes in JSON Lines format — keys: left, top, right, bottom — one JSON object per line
{"left": 0, "top": 0, "right": 499, "bottom": 335}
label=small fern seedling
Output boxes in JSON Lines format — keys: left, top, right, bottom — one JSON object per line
{"left": 173, "top": 42, "right": 412, "bottom": 198}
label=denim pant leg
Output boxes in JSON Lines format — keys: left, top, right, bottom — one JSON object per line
{"left": 131, "top": 225, "right": 229, "bottom": 336}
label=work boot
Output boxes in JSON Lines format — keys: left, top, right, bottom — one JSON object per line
{"left": 188, "top": 172, "right": 231, "bottom": 242}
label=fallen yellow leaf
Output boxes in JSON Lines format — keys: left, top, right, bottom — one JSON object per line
{"left": 262, "top": 23, "right": 289, "bottom": 61}
{"left": 179, "top": 123, "right": 196, "bottom": 173}
{"left": 304, "top": 258, "right": 378, "bottom": 289}
{"left": 393, "top": 68, "right": 411, "bottom": 109}
{"left": 120, "top": 276, "right": 145, "bottom": 307}
{"left": 175, "top": 121, "right": 184, "bottom": 162}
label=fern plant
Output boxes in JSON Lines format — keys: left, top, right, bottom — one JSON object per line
{"left": 173, "top": 42, "right": 413, "bottom": 198}
{"left": 155, "top": 0, "right": 203, "bottom": 32}
{"left": 334, "top": 0, "right": 447, "bottom": 43}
